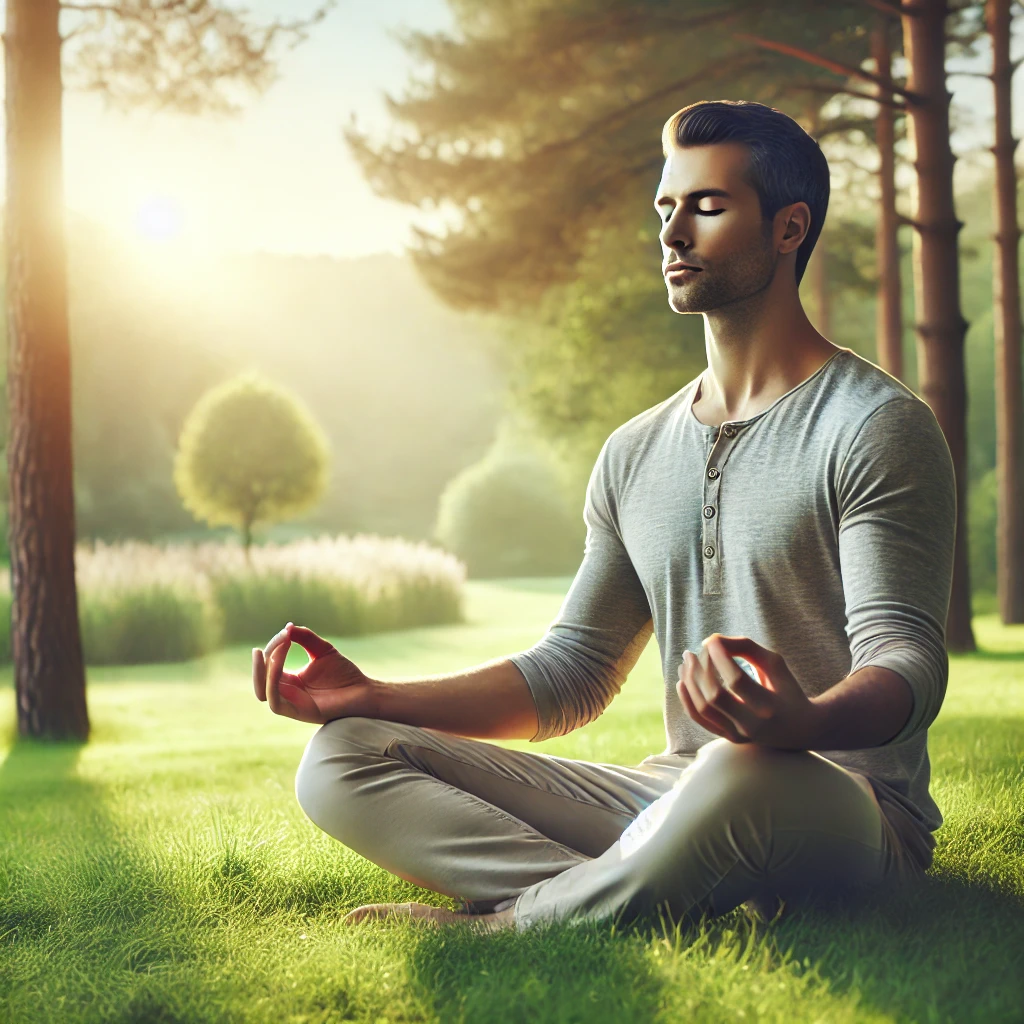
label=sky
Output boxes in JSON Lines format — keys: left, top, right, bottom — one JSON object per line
{"left": 1, "top": 1, "right": 1023, "bottom": 260}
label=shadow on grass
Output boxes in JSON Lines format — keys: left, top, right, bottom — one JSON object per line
{"left": 407, "top": 916, "right": 667, "bottom": 1024}
{"left": 763, "top": 869, "right": 1024, "bottom": 1024}
{"left": 0, "top": 738, "right": 216, "bottom": 1024}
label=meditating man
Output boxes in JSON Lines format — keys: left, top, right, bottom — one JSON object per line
{"left": 252, "top": 99, "right": 956, "bottom": 934}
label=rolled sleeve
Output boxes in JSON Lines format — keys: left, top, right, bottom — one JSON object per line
{"left": 508, "top": 437, "right": 653, "bottom": 742}
{"left": 835, "top": 397, "right": 956, "bottom": 746}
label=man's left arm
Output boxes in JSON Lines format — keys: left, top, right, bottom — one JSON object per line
{"left": 823, "top": 395, "right": 957, "bottom": 749}
{"left": 678, "top": 396, "right": 956, "bottom": 751}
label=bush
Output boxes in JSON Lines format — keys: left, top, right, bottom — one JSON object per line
{"left": 435, "top": 447, "right": 584, "bottom": 578}
{"left": 75, "top": 541, "right": 221, "bottom": 666}
{"left": 0, "top": 534, "right": 466, "bottom": 666}
{"left": 192, "top": 535, "right": 465, "bottom": 645}
{"left": 174, "top": 373, "right": 330, "bottom": 553}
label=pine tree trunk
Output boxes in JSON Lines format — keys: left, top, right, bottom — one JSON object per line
{"left": 873, "top": 19, "right": 904, "bottom": 381}
{"left": 901, "top": 0, "right": 976, "bottom": 653}
{"left": 5, "top": 0, "right": 89, "bottom": 739}
{"left": 986, "top": 0, "right": 1024, "bottom": 625}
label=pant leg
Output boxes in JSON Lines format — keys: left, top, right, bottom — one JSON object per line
{"left": 294, "top": 716, "right": 693, "bottom": 906}
{"left": 511, "top": 737, "right": 909, "bottom": 932}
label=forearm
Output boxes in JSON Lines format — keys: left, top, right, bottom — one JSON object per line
{"left": 363, "top": 657, "right": 541, "bottom": 741}
{"left": 808, "top": 665, "right": 914, "bottom": 750}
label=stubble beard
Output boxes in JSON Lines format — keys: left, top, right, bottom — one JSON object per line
{"left": 667, "top": 232, "right": 778, "bottom": 316}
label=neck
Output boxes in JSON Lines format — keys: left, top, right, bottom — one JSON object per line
{"left": 697, "top": 274, "right": 838, "bottom": 419}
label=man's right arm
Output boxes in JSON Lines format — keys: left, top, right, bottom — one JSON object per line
{"left": 258, "top": 434, "right": 653, "bottom": 737}
{"left": 360, "top": 433, "right": 654, "bottom": 743}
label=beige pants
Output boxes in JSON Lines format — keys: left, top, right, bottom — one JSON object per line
{"left": 295, "top": 717, "right": 919, "bottom": 932}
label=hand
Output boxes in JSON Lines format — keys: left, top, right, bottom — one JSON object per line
{"left": 676, "top": 634, "right": 825, "bottom": 750}
{"left": 252, "top": 622, "right": 377, "bottom": 725}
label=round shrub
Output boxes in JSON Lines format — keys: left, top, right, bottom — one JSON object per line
{"left": 434, "top": 449, "right": 585, "bottom": 578}
{"left": 174, "top": 373, "right": 330, "bottom": 553}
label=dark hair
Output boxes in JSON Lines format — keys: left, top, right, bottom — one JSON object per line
{"left": 661, "top": 100, "right": 830, "bottom": 286}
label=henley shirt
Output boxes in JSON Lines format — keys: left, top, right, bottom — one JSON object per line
{"left": 508, "top": 347, "right": 957, "bottom": 867}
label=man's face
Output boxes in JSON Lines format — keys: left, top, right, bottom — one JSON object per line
{"left": 655, "top": 142, "right": 779, "bottom": 314}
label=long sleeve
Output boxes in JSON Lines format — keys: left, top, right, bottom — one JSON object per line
{"left": 835, "top": 396, "right": 957, "bottom": 747}
{"left": 508, "top": 436, "right": 654, "bottom": 742}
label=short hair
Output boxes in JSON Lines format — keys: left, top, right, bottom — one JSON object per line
{"left": 661, "top": 100, "right": 830, "bottom": 286}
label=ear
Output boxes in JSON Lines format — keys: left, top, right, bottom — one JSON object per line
{"left": 775, "top": 201, "right": 811, "bottom": 256}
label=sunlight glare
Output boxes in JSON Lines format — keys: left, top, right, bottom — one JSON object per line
{"left": 135, "top": 195, "right": 185, "bottom": 242}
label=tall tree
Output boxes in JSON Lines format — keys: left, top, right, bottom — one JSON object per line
{"left": 985, "top": 0, "right": 1024, "bottom": 624}
{"left": 5, "top": 0, "right": 332, "bottom": 740}
{"left": 872, "top": 14, "right": 906, "bottom": 380}
{"left": 899, "top": 0, "right": 976, "bottom": 651}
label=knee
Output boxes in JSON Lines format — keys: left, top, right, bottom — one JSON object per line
{"left": 294, "top": 716, "right": 380, "bottom": 826}
{"left": 690, "top": 738, "right": 809, "bottom": 810}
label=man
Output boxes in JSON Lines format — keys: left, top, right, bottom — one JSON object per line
{"left": 252, "top": 99, "right": 956, "bottom": 935}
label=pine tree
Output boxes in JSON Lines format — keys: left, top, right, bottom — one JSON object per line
{"left": 4, "top": 0, "right": 333, "bottom": 740}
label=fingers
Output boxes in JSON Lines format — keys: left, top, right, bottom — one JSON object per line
{"left": 703, "top": 638, "right": 775, "bottom": 718}
{"left": 263, "top": 623, "right": 293, "bottom": 667}
{"left": 287, "top": 624, "right": 335, "bottom": 658}
{"left": 679, "top": 650, "right": 753, "bottom": 742}
{"left": 266, "top": 637, "right": 293, "bottom": 717}
{"left": 677, "top": 673, "right": 746, "bottom": 743}
{"left": 253, "top": 647, "right": 267, "bottom": 701}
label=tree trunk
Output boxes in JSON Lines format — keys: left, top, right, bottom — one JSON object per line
{"left": 901, "top": 0, "right": 976, "bottom": 653}
{"left": 986, "top": 0, "right": 1024, "bottom": 625}
{"left": 872, "top": 18, "right": 904, "bottom": 382}
{"left": 5, "top": 0, "right": 89, "bottom": 739}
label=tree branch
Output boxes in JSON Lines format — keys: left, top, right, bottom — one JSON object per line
{"left": 733, "top": 31, "right": 925, "bottom": 104}
{"left": 862, "top": 0, "right": 922, "bottom": 16}
{"left": 528, "top": 50, "right": 768, "bottom": 161}
{"left": 783, "top": 79, "right": 909, "bottom": 111}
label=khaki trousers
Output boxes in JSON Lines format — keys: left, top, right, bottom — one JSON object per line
{"left": 294, "top": 717, "right": 919, "bottom": 932}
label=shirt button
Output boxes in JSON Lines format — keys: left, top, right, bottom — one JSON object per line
{"left": 707, "top": 468, "right": 719, "bottom": 479}
{"left": 723, "top": 425, "right": 736, "bottom": 438}
{"left": 703, "top": 544, "right": 715, "bottom": 558}
{"left": 703, "top": 505, "right": 716, "bottom": 519}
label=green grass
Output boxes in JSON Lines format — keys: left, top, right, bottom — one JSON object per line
{"left": 1, "top": 577, "right": 1022, "bottom": 1023}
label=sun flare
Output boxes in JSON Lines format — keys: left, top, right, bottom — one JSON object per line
{"left": 135, "top": 195, "right": 185, "bottom": 242}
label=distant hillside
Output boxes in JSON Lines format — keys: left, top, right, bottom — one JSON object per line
{"left": 0, "top": 219, "right": 506, "bottom": 544}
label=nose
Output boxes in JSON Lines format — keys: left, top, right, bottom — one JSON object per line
{"left": 659, "top": 205, "right": 693, "bottom": 257}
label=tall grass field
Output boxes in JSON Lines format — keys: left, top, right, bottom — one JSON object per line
{"left": 0, "top": 535, "right": 466, "bottom": 666}
{"left": 1, "top": 578, "right": 1022, "bottom": 1023}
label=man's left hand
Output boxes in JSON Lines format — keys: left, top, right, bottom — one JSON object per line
{"left": 676, "top": 634, "right": 825, "bottom": 750}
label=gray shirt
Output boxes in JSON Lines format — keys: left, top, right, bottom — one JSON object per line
{"left": 509, "top": 347, "right": 956, "bottom": 863}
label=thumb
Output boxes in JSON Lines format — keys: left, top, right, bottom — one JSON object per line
{"left": 286, "top": 624, "right": 335, "bottom": 658}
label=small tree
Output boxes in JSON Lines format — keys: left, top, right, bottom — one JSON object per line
{"left": 174, "top": 373, "right": 329, "bottom": 555}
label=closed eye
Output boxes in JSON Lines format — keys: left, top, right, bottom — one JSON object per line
{"left": 661, "top": 209, "right": 726, "bottom": 221}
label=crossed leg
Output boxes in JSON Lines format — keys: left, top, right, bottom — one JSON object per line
{"left": 294, "top": 717, "right": 904, "bottom": 932}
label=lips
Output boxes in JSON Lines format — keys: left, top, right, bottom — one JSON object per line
{"left": 664, "top": 261, "right": 702, "bottom": 274}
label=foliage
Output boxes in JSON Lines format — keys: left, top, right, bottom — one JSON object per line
{"left": 174, "top": 373, "right": 331, "bottom": 551}
{"left": 0, "top": 535, "right": 465, "bottom": 666}
{"left": 345, "top": 0, "right": 884, "bottom": 314}
{"left": 191, "top": 534, "right": 466, "bottom": 645}
{"left": 435, "top": 440, "right": 585, "bottom": 579}
{"left": 0, "top": 580, "right": 1021, "bottom": 1023}
{"left": 969, "top": 467, "right": 998, "bottom": 597}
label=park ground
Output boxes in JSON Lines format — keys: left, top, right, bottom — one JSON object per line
{"left": 1, "top": 578, "right": 1022, "bottom": 1024}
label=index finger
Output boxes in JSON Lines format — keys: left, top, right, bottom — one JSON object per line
{"left": 704, "top": 638, "right": 774, "bottom": 717}
{"left": 266, "top": 637, "right": 294, "bottom": 717}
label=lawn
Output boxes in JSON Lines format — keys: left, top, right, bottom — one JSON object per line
{"left": 1, "top": 578, "right": 1022, "bottom": 1024}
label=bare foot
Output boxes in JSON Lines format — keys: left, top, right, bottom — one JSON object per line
{"left": 342, "top": 901, "right": 515, "bottom": 933}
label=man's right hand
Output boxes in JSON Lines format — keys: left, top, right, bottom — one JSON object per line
{"left": 252, "top": 623, "right": 377, "bottom": 725}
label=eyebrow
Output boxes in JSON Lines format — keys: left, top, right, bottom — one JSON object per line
{"left": 654, "top": 188, "right": 732, "bottom": 209}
